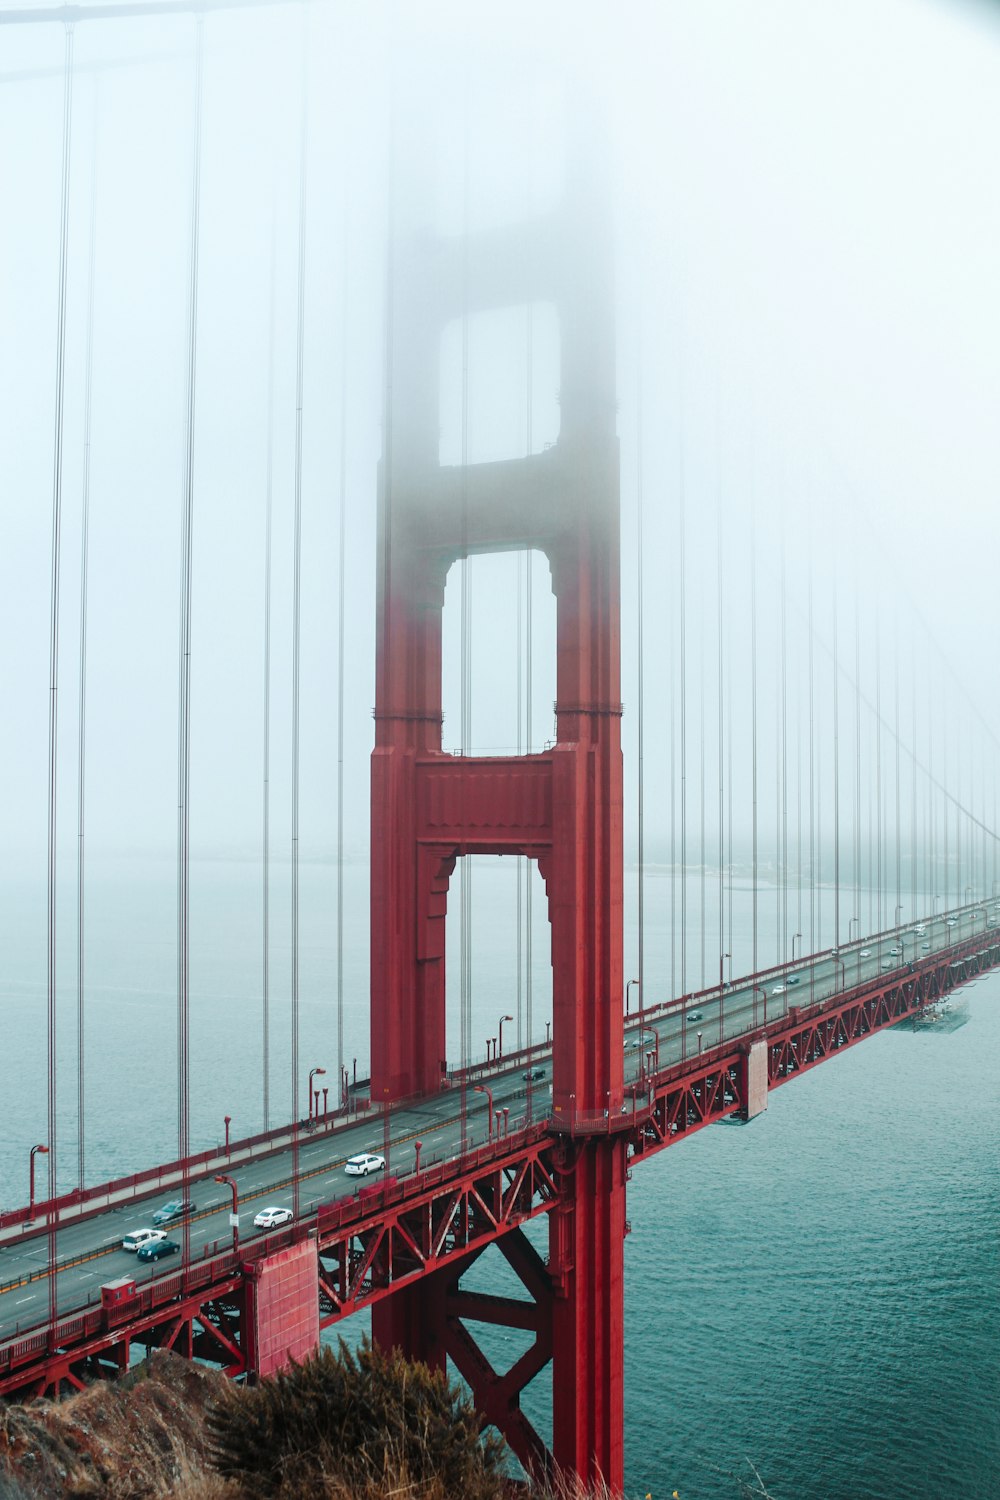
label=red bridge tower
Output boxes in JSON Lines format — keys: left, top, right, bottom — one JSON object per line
{"left": 370, "top": 139, "right": 626, "bottom": 1489}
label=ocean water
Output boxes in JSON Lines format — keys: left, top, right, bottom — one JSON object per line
{"left": 1, "top": 856, "right": 997, "bottom": 1499}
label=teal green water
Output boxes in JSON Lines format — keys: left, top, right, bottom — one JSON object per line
{"left": 616, "top": 990, "right": 1000, "bottom": 1499}
{"left": 2, "top": 859, "right": 997, "bottom": 1498}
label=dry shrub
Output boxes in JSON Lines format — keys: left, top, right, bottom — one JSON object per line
{"left": 207, "top": 1338, "right": 507, "bottom": 1500}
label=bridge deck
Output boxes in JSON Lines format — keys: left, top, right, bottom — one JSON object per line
{"left": 0, "top": 901, "right": 996, "bottom": 1397}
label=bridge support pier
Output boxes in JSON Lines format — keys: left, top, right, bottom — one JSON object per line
{"left": 550, "top": 1140, "right": 627, "bottom": 1487}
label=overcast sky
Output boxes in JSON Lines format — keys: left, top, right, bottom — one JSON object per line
{"left": 2, "top": 0, "right": 998, "bottom": 877}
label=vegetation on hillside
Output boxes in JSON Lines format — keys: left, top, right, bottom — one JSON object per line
{"left": 207, "top": 1337, "right": 508, "bottom": 1500}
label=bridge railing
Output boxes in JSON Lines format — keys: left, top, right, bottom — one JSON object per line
{"left": 0, "top": 1096, "right": 377, "bottom": 1236}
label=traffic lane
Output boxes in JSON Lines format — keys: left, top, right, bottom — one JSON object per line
{"left": 4, "top": 905, "right": 992, "bottom": 1335}
{"left": 0, "top": 1099, "right": 503, "bottom": 1330}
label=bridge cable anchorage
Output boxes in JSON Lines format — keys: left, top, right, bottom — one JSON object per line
{"left": 76, "top": 76, "right": 98, "bottom": 1194}
{"left": 176, "top": 11, "right": 203, "bottom": 1271}
{"left": 290, "top": 0, "right": 309, "bottom": 1217}
{"left": 47, "top": 17, "right": 74, "bottom": 1329}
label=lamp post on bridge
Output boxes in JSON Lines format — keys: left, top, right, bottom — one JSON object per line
{"left": 474, "top": 1083, "right": 494, "bottom": 1140}
{"left": 753, "top": 985, "right": 767, "bottom": 1026}
{"left": 848, "top": 917, "right": 859, "bottom": 943}
{"left": 28, "top": 1143, "right": 48, "bottom": 1223}
{"left": 497, "top": 1014, "right": 513, "bottom": 1058}
{"left": 834, "top": 957, "right": 846, "bottom": 992}
{"left": 214, "top": 1174, "right": 239, "bottom": 1253}
{"left": 792, "top": 932, "right": 802, "bottom": 962}
{"left": 626, "top": 978, "right": 640, "bottom": 1016}
{"left": 718, "top": 954, "right": 730, "bottom": 994}
{"left": 308, "top": 1067, "right": 326, "bottom": 1122}
{"left": 224, "top": 1116, "right": 231, "bottom": 1154}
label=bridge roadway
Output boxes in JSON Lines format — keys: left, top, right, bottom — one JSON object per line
{"left": 0, "top": 901, "right": 993, "bottom": 1345}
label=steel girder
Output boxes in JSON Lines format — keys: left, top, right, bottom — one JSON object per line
{"left": 0, "top": 1275, "right": 246, "bottom": 1401}
{"left": 316, "top": 1134, "right": 562, "bottom": 1321}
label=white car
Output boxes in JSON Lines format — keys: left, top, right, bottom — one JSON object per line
{"left": 253, "top": 1205, "right": 293, "bottom": 1229}
{"left": 345, "top": 1152, "right": 386, "bottom": 1177}
{"left": 889, "top": 946, "right": 901, "bottom": 956}
{"left": 915, "top": 925, "right": 926, "bottom": 935}
{"left": 771, "top": 984, "right": 785, "bottom": 995}
{"left": 122, "top": 1228, "right": 166, "bottom": 1253}
{"left": 859, "top": 949, "right": 871, "bottom": 958}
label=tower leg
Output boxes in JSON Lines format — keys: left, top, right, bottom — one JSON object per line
{"left": 551, "top": 1139, "right": 626, "bottom": 1492}
{"left": 372, "top": 1275, "right": 448, "bottom": 1374}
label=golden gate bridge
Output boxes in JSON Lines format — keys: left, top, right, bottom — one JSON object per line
{"left": 2, "top": 3, "right": 998, "bottom": 1491}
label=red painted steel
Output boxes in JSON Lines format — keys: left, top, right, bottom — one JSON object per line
{"left": 1, "top": 932, "right": 997, "bottom": 1409}
{"left": 369, "top": 124, "right": 625, "bottom": 1488}
{"left": 244, "top": 1238, "right": 320, "bottom": 1376}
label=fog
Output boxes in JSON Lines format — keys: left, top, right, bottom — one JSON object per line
{"left": 2, "top": 0, "right": 1000, "bottom": 988}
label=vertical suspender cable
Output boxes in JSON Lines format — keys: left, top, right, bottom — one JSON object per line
{"left": 291, "top": 7, "right": 309, "bottom": 1212}
{"left": 894, "top": 619, "right": 901, "bottom": 923}
{"left": 520, "top": 295, "right": 535, "bottom": 1061}
{"left": 669, "top": 457, "right": 677, "bottom": 1003}
{"left": 261, "top": 210, "right": 276, "bottom": 1132}
{"left": 679, "top": 408, "right": 687, "bottom": 997}
{"left": 76, "top": 80, "right": 97, "bottom": 1191}
{"left": 780, "top": 500, "right": 788, "bottom": 966}
{"left": 779, "top": 651, "right": 785, "bottom": 966}
{"left": 726, "top": 517, "right": 733, "bottom": 977}
{"left": 516, "top": 554, "right": 523, "bottom": 1049}
{"left": 917, "top": 666, "right": 923, "bottom": 912}
{"left": 459, "top": 70, "right": 471, "bottom": 1078}
{"left": 699, "top": 627, "right": 705, "bottom": 988}
{"left": 832, "top": 576, "right": 840, "bottom": 949}
{"left": 875, "top": 613, "right": 883, "bottom": 931}
{"left": 955, "top": 693, "right": 961, "bottom": 904}
{"left": 854, "top": 592, "right": 861, "bottom": 936}
{"left": 807, "top": 565, "right": 814, "bottom": 961}
{"left": 47, "top": 25, "right": 74, "bottom": 1295}
{"left": 177, "top": 17, "right": 203, "bottom": 1269}
{"left": 525, "top": 551, "right": 533, "bottom": 1043}
{"left": 795, "top": 623, "right": 802, "bottom": 955}
{"left": 716, "top": 400, "right": 724, "bottom": 998}
{"left": 336, "top": 197, "right": 349, "bottom": 1104}
{"left": 636, "top": 339, "right": 644, "bottom": 1016}
{"left": 525, "top": 300, "right": 533, "bottom": 1058}
{"left": 750, "top": 460, "right": 758, "bottom": 981}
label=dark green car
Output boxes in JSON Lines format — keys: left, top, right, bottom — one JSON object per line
{"left": 136, "top": 1237, "right": 180, "bottom": 1262}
